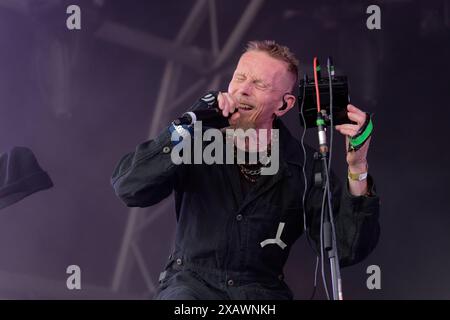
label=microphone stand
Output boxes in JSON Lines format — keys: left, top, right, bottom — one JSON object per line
{"left": 314, "top": 55, "right": 343, "bottom": 300}
{"left": 299, "top": 56, "right": 344, "bottom": 300}
{"left": 316, "top": 110, "right": 343, "bottom": 300}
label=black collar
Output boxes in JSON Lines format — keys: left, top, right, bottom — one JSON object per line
{"left": 274, "top": 118, "right": 304, "bottom": 167}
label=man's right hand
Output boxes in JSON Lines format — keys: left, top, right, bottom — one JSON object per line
{"left": 217, "top": 92, "right": 241, "bottom": 126}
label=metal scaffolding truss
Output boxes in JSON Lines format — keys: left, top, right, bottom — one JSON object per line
{"left": 0, "top": 0, "right": 265, "bottom": 298}
{"left": 96, "top": 0, "right": 266, "bottom": 295}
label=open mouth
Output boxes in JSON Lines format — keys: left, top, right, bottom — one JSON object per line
{"left": 237, "top": 104, "right": 254, "bottom": 111}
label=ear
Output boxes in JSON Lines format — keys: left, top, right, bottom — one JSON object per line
{"left": 274, "top": 93, "right": 296, "bottom": 117}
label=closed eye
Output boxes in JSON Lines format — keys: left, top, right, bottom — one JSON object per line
{"left": 233, "top": 73, "right": 246, "bottom": 82}
{"left": 254, "top": 80, "right": 269, "bottom": 90}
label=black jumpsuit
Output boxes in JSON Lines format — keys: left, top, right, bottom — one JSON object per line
{"left": 111, "top": 119, "right": 380, "bottom": 299}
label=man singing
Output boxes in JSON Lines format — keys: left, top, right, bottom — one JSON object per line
{"left": 111, "top": 40, "right": 380, "bottom": 300}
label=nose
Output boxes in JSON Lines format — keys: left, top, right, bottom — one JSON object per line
{"left": 235, "top": 80, "right": 252, "bottom": 97}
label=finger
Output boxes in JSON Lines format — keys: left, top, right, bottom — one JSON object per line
{"left": 222, "top": 94, "right": 232, "bottom": 117}
{"left": 335, "top": 124, "right": 360, "bottom": 132}
{"left": 229, "top": 112, "right": 240, "bottom": 125}
{"left": 223, "top": 93, "right": 237, "bottom": 116}
{"left": 217, "top": 92, "right": 224, "bottom": 110}
{"left": 229, "top": 94, "right": 239, "bottom": 110}
{"left": 347, "top": 111, "right": 365, "bottom": 125}
{"left": 225, "top": 93, "right": 238, "bottom": 113}
{"left": 336, "top": 127, "right": 358, "bottom": 137}
{"left": 347, "top": 104, "right": 364, "bottom": 114}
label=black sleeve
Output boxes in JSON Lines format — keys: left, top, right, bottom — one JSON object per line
{"left": 305, "top": 158, "right": 380, "bottom": 267}
{"left": 111, "top": 127, "right": 181, "bottom": 208}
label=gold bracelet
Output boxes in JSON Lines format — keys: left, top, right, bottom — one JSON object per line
{"left": 348, "top": 163, "right": 369, "bottom": 181}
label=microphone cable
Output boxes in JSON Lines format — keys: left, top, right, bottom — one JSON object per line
{"left": 299, "top": 74, "right": 320, "bottom": 300}
{"left": 300, "top": 56, "right": 340, "bottom": 300}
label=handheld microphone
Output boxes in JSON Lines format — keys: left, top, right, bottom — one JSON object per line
{"left": 173, "top": 92, "right": 231, "bottom": 129}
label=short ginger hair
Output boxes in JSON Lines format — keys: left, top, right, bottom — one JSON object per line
{"left": 244, "top": 40, "right": 299, "bottom": 92}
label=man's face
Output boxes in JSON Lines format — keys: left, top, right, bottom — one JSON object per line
{"left": 228, "top": 51, "right": 294, "bottom": 129}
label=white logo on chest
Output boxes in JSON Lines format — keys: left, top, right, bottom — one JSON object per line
{"left": 260, "top": 222, "right": 287, "bottom": 250}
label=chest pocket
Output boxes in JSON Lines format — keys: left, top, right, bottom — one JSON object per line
{"left": 247, "top": 202, "right": 303, "bottom": 250}
{"left": 264, "top": 206, "right": 303, "bottom": 248}
{"left": 245, "top": 204, "right": 302, "bottom": 270}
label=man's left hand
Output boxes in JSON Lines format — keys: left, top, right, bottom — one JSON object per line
{"left": 335, "top": 104, "right": 370, "bottom": 172}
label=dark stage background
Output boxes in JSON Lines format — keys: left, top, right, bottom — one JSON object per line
{"left": 0, "top": 0, "right": 449, "bottom": 299}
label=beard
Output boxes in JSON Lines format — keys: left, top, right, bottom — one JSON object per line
{"left": 229, "top": 109, "right": 272, "bottom": 153}
{"left": 231, "top": 112, "right": 256, "bottom": 130}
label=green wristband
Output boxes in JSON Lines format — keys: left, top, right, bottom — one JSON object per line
{"left": 350, "top": 117, "right": 373, "bottom": 148}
